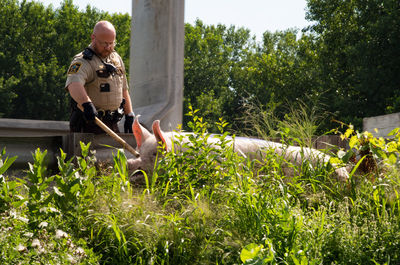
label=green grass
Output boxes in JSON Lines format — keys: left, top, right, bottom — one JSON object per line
{"left": 1, "top": 111, "right": 400, "bottom": 264}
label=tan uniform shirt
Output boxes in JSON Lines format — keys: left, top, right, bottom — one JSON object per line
{"left": 65, "top": 47, "right": 129, "bottom": 111}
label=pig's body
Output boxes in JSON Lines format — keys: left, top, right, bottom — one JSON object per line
{"left": 128, "top": 117, "right": 349, "bottom": 181}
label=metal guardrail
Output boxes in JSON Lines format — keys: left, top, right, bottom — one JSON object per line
{"left": 0, "top": 118, "right": 137, "bottom": 170}
{"left": 0, "top": 118, "right": 70, "bottom": 137}
{"left": 0, "top": 136, "right": 63, "bottom": 169}
{"left": 1, "top": 133, "right": 137, "bottom": 170}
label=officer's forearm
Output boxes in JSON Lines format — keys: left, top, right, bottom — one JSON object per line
{"left": 122, "top": 89, "right": 133, "bottom": 114}
{"left": 67, "top": 82, "right": 91, "bottom": 106}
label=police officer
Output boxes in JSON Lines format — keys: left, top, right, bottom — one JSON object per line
{"left": 65, "top": 20, "right": 134, "bottom": 134}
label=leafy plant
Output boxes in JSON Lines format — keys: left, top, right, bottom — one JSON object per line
{"left": 52, "top": 142, "right": 97, "bottom": 225}
{"left": 0, "top": 147, "right": 21, "bottom": 212}
{"left": 0, "top": 145, "right": 101, "bottom": 264}
{"left": 153, "top": 105, "right": 241, "bottom": 200}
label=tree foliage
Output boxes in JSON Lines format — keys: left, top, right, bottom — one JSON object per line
{"left": 183, "top": 0, "right": 400, "bottom": 132}
{"left": 183, "top": 20, "right": 257, "bottom": 131}
{"left": 184, "top": 22, "right": 325, "bottom": 133}
{"left": 306, "top": 0, "right": 400, "bottom": 127}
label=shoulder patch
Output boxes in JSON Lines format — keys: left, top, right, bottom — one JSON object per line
{"left": 68, "top": 62, "right": 82, "bottom": 74}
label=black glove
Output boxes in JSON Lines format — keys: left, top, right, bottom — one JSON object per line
{"left": 82, "top": 102, "right": 97, "bottom": 121}
{"left": 124, "top": 115, "right": 134, "bottom": 133}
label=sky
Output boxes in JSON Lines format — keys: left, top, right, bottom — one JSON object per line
{"left": 36, "top": 0, "right": 312, "bottom": 41}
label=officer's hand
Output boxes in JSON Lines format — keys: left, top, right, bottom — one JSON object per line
{"left": 124, "top": 114, "right": 134, "bottom": 133}
{"left": 82, "top": 102, "right": 97, "bottom": 121}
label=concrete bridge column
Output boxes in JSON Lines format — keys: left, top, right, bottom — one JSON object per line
{"left": 130, "top": 0, "right": 184, "bottom": 131}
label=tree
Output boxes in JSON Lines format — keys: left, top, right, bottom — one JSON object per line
{"left": 184, "top": 20, "right": 234, "bottom": 131}
{"left": 183, "top": 20, "right": 326, "bottom": 134}
{"left": 0, "top": 0, "right": 25, "bottom": 118}
{"left": 306, "top": 0, "right": 400, "bottom": 128}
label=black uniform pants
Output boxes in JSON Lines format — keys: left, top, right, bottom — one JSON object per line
{"left": 69, "top": 109, "right": 119, "bottom": 134}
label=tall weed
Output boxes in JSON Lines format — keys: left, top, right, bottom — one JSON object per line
{"left": 2, "top": 110, "right": 400, "bottom": 264}
{"left": 0, "top": 146, "right": 100, "bottom": 264}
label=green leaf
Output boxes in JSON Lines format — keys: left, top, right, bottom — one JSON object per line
{"left": 341, "top": 149, "right": 355, "bottom": 163}
{"left": 388, "top": 153, "right": 397, "bottom": 165}
{"left": 0, "top": 156, "right": 17, "bottom": 175}
{"left": 388, "top": 127, "right": 399, "bottom": 137}
{"left": 53, "top": 186, "right": 64, "bottom": 197}
{"left": 240, "top": 243, "right": 263, "bottom": 262}
{"left": 349, "top": 135, "right": 358, "bottom": 149}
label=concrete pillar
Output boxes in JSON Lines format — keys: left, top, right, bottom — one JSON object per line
{"left": 130, "top": 0, "right": 184, "bottom": 131}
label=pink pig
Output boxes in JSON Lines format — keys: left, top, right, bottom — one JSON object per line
{"left": 127, "top": 116, "right": 349, "bottom": 181}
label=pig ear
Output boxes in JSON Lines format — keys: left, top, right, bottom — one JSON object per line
{"left": 133, "top": 115, "right": 152, "bottom": 149}
{"left": 152, "top": 120, "right": 168, "bottom": 151}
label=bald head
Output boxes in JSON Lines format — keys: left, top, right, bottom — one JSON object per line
{"left": 91, "top": 21, "right": 116, "bottom": 57}
{"left": 93, "top": 20, "right": 116, "bottom": 36}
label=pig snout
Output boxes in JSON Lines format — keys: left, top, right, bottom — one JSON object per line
{"left": 127, "top": 154, "right": 156, "bottom": 174}
{"left": 127, "top": 157, "right": 143, "bottom": 172}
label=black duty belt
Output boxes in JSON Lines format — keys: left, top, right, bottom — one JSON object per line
{"left": 97, "top": 109, "right": 116, "bottom": 118}
{"left": 97, "top": 109, "right": 123, "bottom": 122}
